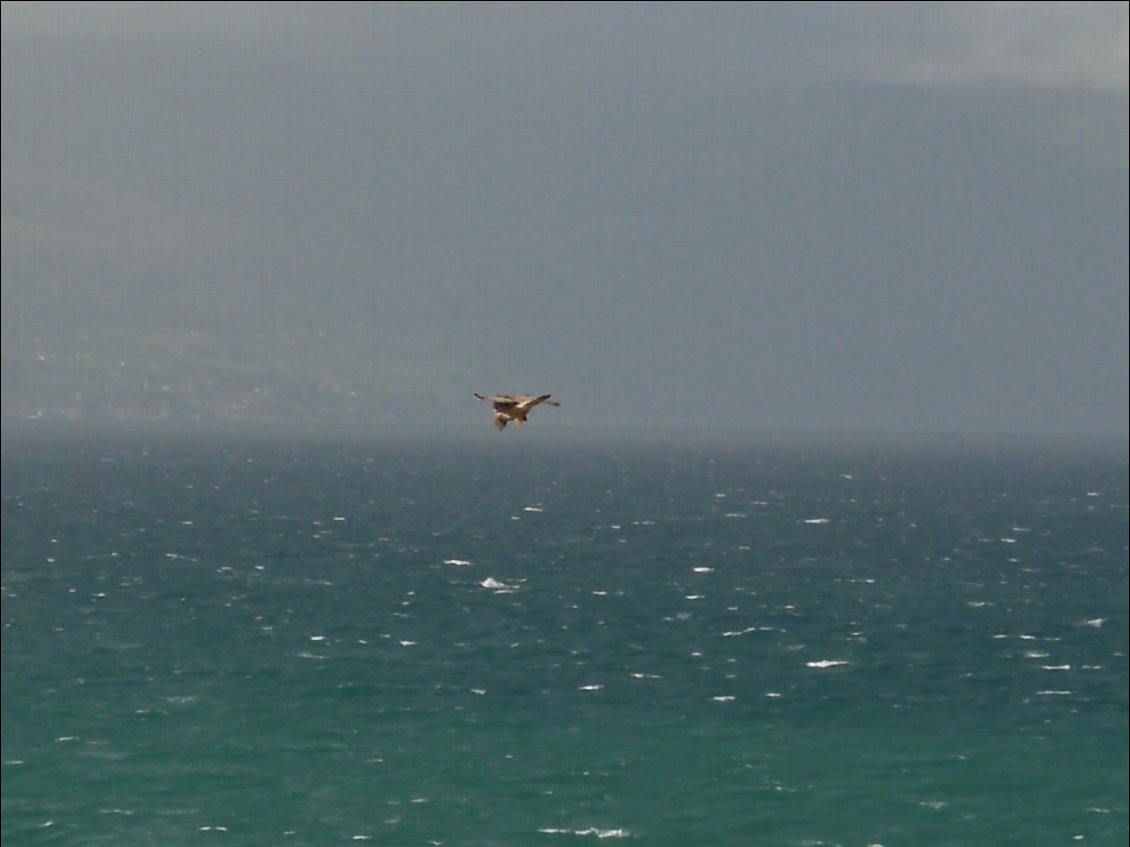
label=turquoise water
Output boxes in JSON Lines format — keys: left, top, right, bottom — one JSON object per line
{"left": 3, "top": 426, "right": 1127, "bottom": 846}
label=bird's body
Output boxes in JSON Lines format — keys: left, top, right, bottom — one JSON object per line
{"left": 475, "top": 393, "right": 560, "bottom": 430}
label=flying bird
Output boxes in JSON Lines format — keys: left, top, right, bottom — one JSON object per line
{"left": 475, "top": 393, "right": 560, "bottom": 430}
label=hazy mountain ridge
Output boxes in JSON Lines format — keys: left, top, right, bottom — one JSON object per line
{"left": 1, "top": 329, "right": 470, "bottom": 423}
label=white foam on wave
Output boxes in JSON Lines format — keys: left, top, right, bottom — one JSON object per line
{"left": 444, "top": 558, "right": 473, "bottom": 567}
{"left": 723, "top": 626, "right": 773, "bottom": 637}
{"left": 806, "top": 659, "right": 850, "bottom": 669}
{"left": 1041, "top": 664, "right": 1071, "bottom": 671}
{"left": 538, "top": 827, "right": 629, "bottom": 839}
{"left": 803, "top": 518, "right": 829, "bottom": 525}
{"left": 1083, "top": 618, "right": 1106, "bottom": 628}
{"left": 480, "top": 577, "right": 519, "bottom": 592}
{"left": 523, "top": 505, "right": 544, "bottom": 513}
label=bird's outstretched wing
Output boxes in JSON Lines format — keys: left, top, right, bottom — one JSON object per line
{"left": 475, "top": 393, "right": 519, "bottom": 409}
{"left": 513, "top": 393, "right": 559, "bottom": 412}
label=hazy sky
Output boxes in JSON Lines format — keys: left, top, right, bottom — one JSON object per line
{"left": 3, "top": 1, "right": 1127, "bottom": 433}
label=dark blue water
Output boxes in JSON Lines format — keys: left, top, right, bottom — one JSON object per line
{"left": 3, "top": 425, "right": 1127, "bottom": 845}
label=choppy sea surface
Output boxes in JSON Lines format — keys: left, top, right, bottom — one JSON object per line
{"left": 2, "top": 424, "right": 1127, "bottom": 846}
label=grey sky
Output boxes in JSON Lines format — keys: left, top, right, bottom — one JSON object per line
{"left": 2, "top": 1, "right": 1127, "bottom": 433}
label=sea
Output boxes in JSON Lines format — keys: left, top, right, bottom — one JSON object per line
{"left": 2, "top": 423, "right": 1127, "bottom": 846}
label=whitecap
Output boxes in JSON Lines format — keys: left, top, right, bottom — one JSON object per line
{"left": 1041, "top": 664, "right": 1071, "bottom": 671}
{"left": 1084, "top": 618, "right": 1106, "bottom": 628}
{"left": 806, "top": 659, "right": 850, "bottom": 669}
{"left": 692, "top": 566, "right": 714, "bottom": 573}
{"left": 523, "top": 505, "right": 544, "bottom": 513}
{"left": 803, "top": 518, "right": 829, "bottom": 525}
{"left": 722, "top": 627, "right": 759, "bottom": 638}
{"left": 578, "top": 684, "right": 604, "bottom": 691}
{"left": 480, "top": 577, "right": 518, "bottom": 592}
{"left": 538, "top": 827, "right": 629, "bottom": 839}
{"left": 1036, "top": 690, "right": 1073, "bottom": 696}
{"left": 712, "top": 695, "right": 736, "bottom": 703}
{"left": 444, "top": 558, "right": 473, "bottom": 567}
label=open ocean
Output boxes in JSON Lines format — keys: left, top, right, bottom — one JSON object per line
{"left": 2, "top": 424, "right": 1127, "bottom": 846}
